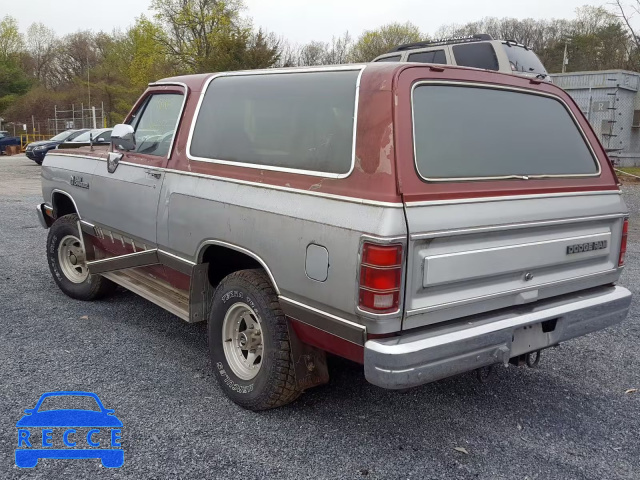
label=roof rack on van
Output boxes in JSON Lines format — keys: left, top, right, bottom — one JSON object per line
{"left": 503, "top": 39, "right": 529, "bottom": 50}
{"left": 388, "top": 34, "right": 493, "bottom": 52}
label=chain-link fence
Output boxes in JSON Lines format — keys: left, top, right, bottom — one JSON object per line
{"left": 48, "top": 104, "right": 106, "bottom": 135}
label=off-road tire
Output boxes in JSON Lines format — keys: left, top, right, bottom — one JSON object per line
{"left": 208, "top": 269, "right": 301, "bottom": 410}
{"left": 47, "top": 214, "right": 117, "bottom": 300}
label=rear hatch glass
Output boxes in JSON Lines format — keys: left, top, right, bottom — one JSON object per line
{"left": 502, "top": 43, "right": 547, "bottom": 75}
{"left": 412, "top": 84, "right": 599, "bottom": 181}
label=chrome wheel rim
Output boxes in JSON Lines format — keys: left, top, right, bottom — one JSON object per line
{"left": 222, "top": 302, "right": 263, "bottom": 381}
{"left": 58, "top": 235, "right": 88, "bottom": 283}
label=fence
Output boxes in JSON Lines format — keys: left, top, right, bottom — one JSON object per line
{"left": 48, "top": 103, "right": 107, "bottom": 135}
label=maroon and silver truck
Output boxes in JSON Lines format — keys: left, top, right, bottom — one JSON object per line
{"left": 37, "top": 62, "right": 631, "bottom": 410}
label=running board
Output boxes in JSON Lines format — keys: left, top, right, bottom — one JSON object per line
{"left": 101, "top": 269, "right": 190, "bottom": 322}
{"left": 87, "top": 249, "right": 159, "bottom": 274}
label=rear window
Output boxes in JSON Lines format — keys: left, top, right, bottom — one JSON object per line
{"left": 502, "top": 44, "right": 547, "bottom": 75}
{"left": 189, "top": 70, "right": 359, "bottom": 175}
{"left": 408, "top": 50, "right": 446, "bottom": 64}
{"left": 412, "top": 85, "right": 599, "bottom": 180}
{"left": 376, "top": 55, "right": 401, "bottom": 62}
{"left": 452, "top": 43, "right": 499, "bottom": 71}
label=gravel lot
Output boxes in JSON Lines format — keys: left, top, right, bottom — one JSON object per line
{"left": 1, "top": 154, "right": 639, "bottom": 479}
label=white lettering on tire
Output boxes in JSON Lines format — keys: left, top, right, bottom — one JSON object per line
{"left": 216, "top": 362, "right": 254, "bottom": 394}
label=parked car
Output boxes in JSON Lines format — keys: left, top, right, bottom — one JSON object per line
{"left": 373, "top": 34, "right": 550, "bottom": 81}
{"left": 58, "top": 128, "right": 112, "bottom": 149}
{"left": 25, "top": 129, "right": 89, "bottom": 165}
{"left": 0, "top": 130, "right": 21, "bottom": 154}
{"left": 36, "top": 63, "right": 631, "bottom": 411}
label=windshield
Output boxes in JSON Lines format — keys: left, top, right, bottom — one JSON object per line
{"left": 72, "top": 129, "right": 105, "bottom": 143}
{"left": 502, "top": 43, "right": 547, "bottom": 75}
{"left": 50, "top": 131, "right": 72, "bottom": 142}
{"left": 412, "top": 85, "right": 598, "bottom": 180}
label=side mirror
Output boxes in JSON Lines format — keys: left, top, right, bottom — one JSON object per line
{"left": 111, "top": 124, "right": 136, "bottom": 151}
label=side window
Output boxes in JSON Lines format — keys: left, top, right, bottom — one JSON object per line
{"left": 97, "top": 131, "right": 111, "bottom": 142}
{"left": 375, "top": 55, "right": 401, "bottom": 62}
{"left": 407, "top": 50, "right": 447, "bottom": 64}
{"left": 189, "top": 71, "right": 359, "bottom": 175}
{"left": 129, "top": 93, "right": 183, "bottom": 157}
{"left": 452, "top": 43, "right": 499, "bottom": 71}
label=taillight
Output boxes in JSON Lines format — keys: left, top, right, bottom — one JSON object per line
{"left": 358, "top": 243, "right": 403, "bottom": 313}
{"left": 619, "top": 218, "right": 629, "bottom": 267}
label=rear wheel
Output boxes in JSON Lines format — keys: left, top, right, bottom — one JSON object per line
{"left": 46, "top": 214, "right": 116, "bottom": 300}
{"left": 208, "top": 269, "right": 301, "bottom": 410}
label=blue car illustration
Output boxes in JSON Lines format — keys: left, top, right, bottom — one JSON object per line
{"left": 15, "top": 391, "right": 123, "bottom": 468}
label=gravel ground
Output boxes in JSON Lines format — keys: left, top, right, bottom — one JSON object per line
{"left": 1, "top": 155, "right": 639, "bottom": 479}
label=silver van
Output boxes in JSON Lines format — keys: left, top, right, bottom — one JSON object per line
{"left": 373, "top": 34, "right": 550, "bottom": 80}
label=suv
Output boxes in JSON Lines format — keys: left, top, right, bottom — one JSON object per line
{"left": 373, "top": 34, "right": 550, "bottom": 80}
{"left": 36, "top": 63, "right": 631, "bottom": 410}
{"left": 25, "top": 129, "right": 89, "bottom": 165}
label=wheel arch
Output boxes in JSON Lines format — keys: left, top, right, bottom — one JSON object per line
{"left": 51, "top": 190, "right": 80, "bottom": 219}
{"left": 196, "top": 240, "right": 280, "bottom": 294}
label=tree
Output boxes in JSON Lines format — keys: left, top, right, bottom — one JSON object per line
{"left": 0, "top": 57, "right": 31, "bottom": 112}
{"left": 350, "top": 22, "right": 423, "bottom": 62}
{"left": 151, "top": 0, "right": 250, "bottom": 72}
{"left": 612, "top": 0, "right": 640, "bottom": 67}
{"left": 0, "top": 16, "right": 23, "bottom": 59}
{"left": 24, "top": 23, "right": 57, "bottom": 86}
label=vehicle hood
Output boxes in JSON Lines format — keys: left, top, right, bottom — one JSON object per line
{"left": 0, "top": 136, "right": 19, "bottom": 145}
{"left": 28, "top": 140, "right": 58, "bottom": 148}
{"left": 16, "top": 410, "right": 123, "bottom": 427}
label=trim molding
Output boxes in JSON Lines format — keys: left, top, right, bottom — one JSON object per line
{"left": 195, "top": 239, "right": 280, "bottom": 294}
{"left": 279, "top": 296, "right": 366, "bottom": 346}
{"left": 409, "top": 80, "right": 602, "bottom": 182}
{"left": 162, "top": 167, "right": 403, "bottom": 207}
{"left": 158, "top": 249, "right": 196, "bottom": 276}
{"left": 405, "top": 189, "right": 620, "bottom": 207}
{"left": 410, "top": 212, "right": 627, "bottom": 240}
{"left": 185, "top": 66, "right": 365, "bottom": 179}
{"left": 87, "top": 249, "right": 160, "bottom": 275}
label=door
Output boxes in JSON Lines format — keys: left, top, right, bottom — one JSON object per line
{"left": 90, "top": 92, "right": 185, "bottom": 249}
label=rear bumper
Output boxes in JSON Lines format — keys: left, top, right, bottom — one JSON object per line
{"left": 364, "top": 285, "right": 632, "bottom": 389}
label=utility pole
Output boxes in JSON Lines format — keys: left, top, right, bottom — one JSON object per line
{"left": 562, "top": 42, "right": 569, "bottom": 74}
{"left": 87, "top": 53, "right": 91, "bottom": 112}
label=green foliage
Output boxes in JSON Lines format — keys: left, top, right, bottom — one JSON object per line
{"left": 350, "top": 22, "right": 423, "bottom": 62}
{"left": 0, "top": 16, "right": 23, "bottom": 59}
{"left": 0, "top": 57, "right": 30, "bottom": 112}
{"left": 150, "top": 0, "right": 278, "bottom": 73}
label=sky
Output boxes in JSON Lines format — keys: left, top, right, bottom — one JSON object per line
{"left": 1, "top": 0, "right": 625, "bottom": 44}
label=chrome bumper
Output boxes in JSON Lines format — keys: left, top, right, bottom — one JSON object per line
{"left": 364, "top": 286, "right": 632, "bottom": 389}
{"left": 36, "top": 203, "right": 51, "bottom": 229}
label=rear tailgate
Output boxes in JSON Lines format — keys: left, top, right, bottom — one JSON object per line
{"left": 393, "top": 66, "right": 627, "bottom": 330}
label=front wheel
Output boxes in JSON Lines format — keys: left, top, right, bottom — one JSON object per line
{"left": 208, "top": 269, "right": 301, "bottom": 410}
{"left": 46, "top": 214, "right": 116, "bottom": 300}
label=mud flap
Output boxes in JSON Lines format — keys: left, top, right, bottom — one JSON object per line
{"left": 189, "top": 263, "right": 214, "bottom": 323}
{"left": 286, "top": 319, "right": 330, "bottom": 391}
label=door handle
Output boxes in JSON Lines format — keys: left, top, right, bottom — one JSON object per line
{"left": 144, "top": 170, "right": 162, "bottom": 179}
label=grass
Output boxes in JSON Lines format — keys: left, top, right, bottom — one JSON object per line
{"left": 615, "top": 167, "right": 640, "bottom": 178}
